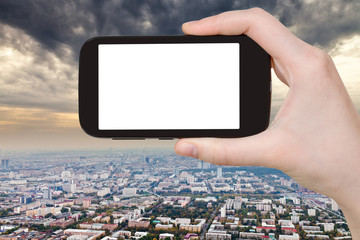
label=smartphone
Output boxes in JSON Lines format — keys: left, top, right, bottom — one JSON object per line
{"left": 79, "top": 35, "right": 271, "bottom": 139}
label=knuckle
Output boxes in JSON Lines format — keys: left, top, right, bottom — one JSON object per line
{"left": 306, "top": 47, "right": 333, "bottom": 69}
{"left": 248, "top": 7, "right": 266, "bottom": 16}
{"left": 296, "top": 46, "right": 337, "bottom": 86}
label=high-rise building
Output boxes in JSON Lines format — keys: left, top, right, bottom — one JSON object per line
{"left": 202, "top": 162, "right": 211, "bottom": 169}
{"left": 186, "top": 175, "right": 195, "bottom": 184}
{"left": 83, "top": 198, "right": 92, "bottom": 208}
{"left": 220, "top": 206, "right": 226, "bottom": 218}
{"left": 308, "top": 209, "right": 316, "bottom": 216}
{"left": 1, "top": 159, "right": 9, "bottom": 170}
{"left": 174, "top": 168, "right": 180, "bottom": 176}
{"left": 70, "top": 180, "right": 76, "bottom": 193}
{"left": 43, "top": 188, "right": 52, "bottom": 199}
{"left": 19, "top": 195, "right": 32, "bottom": 204}
{"left": 217, "top": 167, "right": 222, "bottom": 178}
{"left": 331, "top": 199, "right": 339, "bottom": 211}
{"left": 63, "top": 181, "right": 76, "bottom": 193}
{"left": 292, "top": 198, "right": 300, "bottom": 205}
{"left": 291, "top": 215, "right": 299, "bottom": 224}
{"left": 234, "top": 197, "right": 242, "bottom": 210}
{"left": 24, "top": 196, "right": 32, "bottom": 204}
{"left": 324, "top": 223, "right": 334, "bottom": 232}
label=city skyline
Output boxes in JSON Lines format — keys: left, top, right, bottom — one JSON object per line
{"left": 0, "top": 1, "right": 360, "bottom": 150}
{"left": 0, "top": 150, "right": 350, "bottom": 239}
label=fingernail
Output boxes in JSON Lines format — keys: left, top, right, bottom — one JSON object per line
{"left": 177, "top": 143, "right": 198, "bottom": 159}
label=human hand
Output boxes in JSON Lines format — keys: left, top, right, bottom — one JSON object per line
{"left": 175, "top": 8, "right": 360, "bottom": 236}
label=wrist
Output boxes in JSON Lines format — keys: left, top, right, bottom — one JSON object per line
{"left": 339, "top": 203, "right": 360, "bottom": 239}
{"left": 331, "top": 169, "right": 360, "bottom": 239}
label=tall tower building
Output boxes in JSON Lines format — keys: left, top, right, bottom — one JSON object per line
{"left": 217, "top": 167, "right": 222, "bottom": 178}
{"left": 220, "top": 206, "right": 226, "bottom": 218}
{"left": 1, "top": 159, "right": 9, "bottom": 170}
{"left": 70, "top": 180, "right": 76, "bottom": 193}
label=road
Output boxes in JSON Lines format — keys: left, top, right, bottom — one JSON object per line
{"left": 200, "top": 205, "right": 220, "bottom": 240}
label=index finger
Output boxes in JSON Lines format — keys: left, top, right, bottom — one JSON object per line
{"left": 182, "top": 8, "right": 310, "bottom": 65}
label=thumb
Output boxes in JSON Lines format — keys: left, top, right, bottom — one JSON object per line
{"left": 174, "top": 131, "right": 279, "bottom": 168}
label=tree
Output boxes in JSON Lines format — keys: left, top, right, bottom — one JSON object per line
{"left": 299, "top": 230, "right": 306, "bottom": 240}
{"left": 275, "top": 224, "right": 282, "bottom": 235}
{"left": 120, "top": 221, "right": 127, "bottom": 228}
{"left": 61, "top": 207, "right": 69, "bottom": 213}
{"left": 0, "top": 208, "right": 13, "bottom": 217}
{"left": 4, "top": 226, "right": 19, "bottom": 235}
{"left": 45, "top": 213, "right": 54, "bottom": 218}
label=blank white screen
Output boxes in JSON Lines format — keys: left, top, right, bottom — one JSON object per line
{"left": 98, "top": 43, "right": 240, "bottom": 130}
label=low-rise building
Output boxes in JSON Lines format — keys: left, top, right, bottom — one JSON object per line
{"left": 156, "top": 217, "right": 172, "bottom": 224}
{"left": 102, "top": 224, "right": 117, "bottom": 231}
{"left": 184, "top": 233, "right": 199, "bottom": 240}
{"left": 306, "top": 235, "right": 329, "bottom": 239}
{"left": 134, "top": 232, "right": 148, "bottom": 239}
{"left": 64, "top": 229, "right": 105, "bottom": 240}
{"left": 93, "top": 216, "right": 102, "bottom": 222}
{"left": 159, "top": 233, "right": 174, "bottom": 240}
{"left": 174, "top": 218, "right": 191, "bottom": 226}
{"left": 239, "top": 232, "right": 264, "bottom": 239}
{"left": 302, "top": 226, "right": 321, "bottom": 231}
{"left": 206, "top": 231, "right": 231, "bottom": 240}
{"left": 101, "top": 216, "right": 111, "bottom": 223}
{"left": 256, "top": 226, "right": 276, "bottom": 233}
{"left": 179, "top": 219, "right": 205, "bottom": 233}
{"left": 112, "top": 230, "right": 131, "bottom": 238}
{"left": 155, "top": 224, "right": 173, "bottom": 230}
{"left": 92, "top": 223, "right": 104, "bottom": 230}
{"left": 279, "top": 234, "right": 299, "bottom": 240}
{"left": 49, "top": 218, "right": 74, "bottom": 228}
{"left": 128, "top": 220, "right": 150, "bottom": 228}
{"left": 79, "top": 223, "right": 92, "bottom": 229}
{"left": 262, "top": 219, "right": 275, "bottom": 225}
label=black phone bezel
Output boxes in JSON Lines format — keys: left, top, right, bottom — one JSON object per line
{"left": 79, "top": 35, "right": 271, "bottom": 139}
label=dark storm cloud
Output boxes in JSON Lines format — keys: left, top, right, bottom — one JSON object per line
{"left": 0, "top": 0, "right": 268, "bottom": 58}
{"left": 1, "top": 0, "right": 359, "bottom": 59}
{"left": 0, "top": 0, "right": 359, "bottom": 113}
{"left": 287, "top": 1, "right": 360, "bottom": 50}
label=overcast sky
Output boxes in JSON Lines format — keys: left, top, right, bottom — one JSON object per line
{"left": 0, "top": 0, "right": 360, "bottom": 151}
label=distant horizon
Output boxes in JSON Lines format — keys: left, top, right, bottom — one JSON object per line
{"left": 0, "top": 143, "right": 177, "bottom": 155}
{"left": 0, "top": 149, "right": 290, "bottom": 178}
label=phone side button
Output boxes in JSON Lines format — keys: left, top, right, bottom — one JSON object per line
{"left": 158, "top": 137, "right": 174, "bottom": 140}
